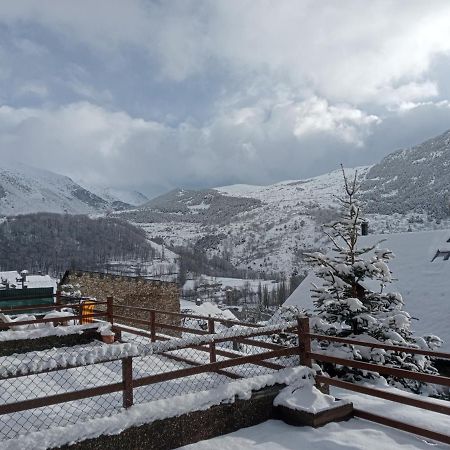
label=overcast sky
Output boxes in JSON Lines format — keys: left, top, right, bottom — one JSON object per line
{"left": 1, "top": 1, "right": 450, "bottom": 198}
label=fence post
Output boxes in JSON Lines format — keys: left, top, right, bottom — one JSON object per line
{"left": 297, "top": 316, "right": 312, "bottom": 368}
{"left": 150, "top": 310, "right": 156, "bottom": 342}
{"left": 106, "top": 296, "right": 113, "bottom": 326}
{"left": 208, "top": 317, "right": 217, "bottom": 363}
{"left": 122, "top": 357, "right": 134, "bottom": 408}
{"left": 78, "top": 299, "right": 83, "bottom": 325}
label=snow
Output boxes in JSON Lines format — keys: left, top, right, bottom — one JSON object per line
{"left": 0, "top": 323, "right": 100, "bottom": 342}
{"left": 180, "top": 299, "right": 238, "bottom": 321}
{"left": 178, "top": 418, "right": 448, "bottom": 449}
{"left": 274, "top": 381, "right": 350, "bottom": 414}
{"left": 0, "top": 161, "right": 103, "bottom": 215}
{"left": 332, "top": 385, "right": 450, "bottom": 437}
{"left": 0, "top": 271, "right": 56, "bottom": 290}
{"left": 0, "top": 340, "right": 139, "bottom": 378}
{"left": 284, "top": 229, "right": 450, "bottom": 351}
{"left": 1, "top": 366, "right": 312, "bottom": 450}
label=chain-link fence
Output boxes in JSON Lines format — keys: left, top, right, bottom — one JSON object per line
{"left": 0, "top": 318, "right": 300, "bottom": 442}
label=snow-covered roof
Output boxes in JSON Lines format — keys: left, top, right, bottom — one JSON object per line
{"left": 180, "top": 299, "right": 238, "bottom": 321}
{"left": 284, "top": 229, "right": 450, "bottom": 351}
{"left": 0, "top": 271, "right": 57, "bottom": 291}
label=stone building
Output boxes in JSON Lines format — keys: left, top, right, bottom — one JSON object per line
{"left": 60, "top": 270, "right": 180, "bottom": 333}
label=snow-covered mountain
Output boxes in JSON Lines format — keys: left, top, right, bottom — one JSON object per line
{"left": 75, "top": 180, "right": 149, "bottom": 207}
{"left": 117, "top": 129, "right": 450, "bottom": 276}
{"left": 361, "top": 129, "right": 450, "bottom": 219}
{"left": 117, "top": 168, "right": 370, "bottom": 276}
{"left": 0, "top": 161, "right": 134, "bottom": 216}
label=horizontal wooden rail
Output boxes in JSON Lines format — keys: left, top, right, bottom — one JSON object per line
{"left": 197, "top": 346, "right": 285, "bottom": 370}
{"left": 133, "top": 347, "right": 297, "bottom": 388}
{"left": 154, "top": 321, "right": 209, "bottom": 335}
{"left": 354, "top": 409, "right": 450, "bottom": 445}
{"left": 0, "top": 381, "right": 124, "bottom": 415}
{"left": 315, "top": 375, "right": 450, "bottom": 415}
{"left": 310, "top": 352, "right": 450, "bottom": 387}
{"left": 235, "top": 337, "right": 287, "bottom": 351}
{"left": 0, "top": 301, "right": 107, "bottom": 315}
{"left": 160, "top": 351, "right": 242, "bottom": 379}
{"left": 112, "top": 324, "right": 287, "bottom": 362}
{"left": 308, "top": 333, "right": 450, "bottom": 360}
{"left": 0, "top": 312, "right": 107, "bottom": 328}
{"left": 112, "top": 304, "right": 262, "bottom": 327}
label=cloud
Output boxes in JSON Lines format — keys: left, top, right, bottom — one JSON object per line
{"left": 0, "top": 1, "right": 449, "bottom": 196}
{"left": 0, "top": 97, "right": 381, "bottom": 194}
{"left": 16, "top": 81, "right": 48, "bottom": 99}
{"left": 1, "top": 1, "right": 450, "bottom": 105}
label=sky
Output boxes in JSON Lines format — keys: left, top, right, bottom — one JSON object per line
{"left": 0, "top": 1, "right": 450, "bottom": 199}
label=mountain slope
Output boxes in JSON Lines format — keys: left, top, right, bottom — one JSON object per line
{"left": 0, "top": 161, "right": 134, "bottom": 216}
{"left": 118, "top": 129, "right": 450, "bottom": 276}
{"left": 361, "top": 129, "right": 450, "bottom": 219}
{"left": 117, "top": 168, "right": 372, "bottom": 276}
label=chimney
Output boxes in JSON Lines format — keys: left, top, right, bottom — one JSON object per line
{"left": 20, "top": 270, "right": 28, "bottom": 289}
{"left": 361, "top": 220, "right": 369, "bottom": 236}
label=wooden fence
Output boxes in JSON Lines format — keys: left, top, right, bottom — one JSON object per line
{"left": 0, "top": 293, "right": 109, "bottom": 329}
{"left": 299, "top": 323, "right": 450, "bottom": 445}
{"left": 0, "top": 294, "right": 449, "bottom": 444}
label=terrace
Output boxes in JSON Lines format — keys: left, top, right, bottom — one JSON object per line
{"left": 0, "top": 292, "right": 449, "bottom": 448}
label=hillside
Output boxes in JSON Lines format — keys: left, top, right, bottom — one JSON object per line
{"left": 0, "top": 161, "right": 135, "bottom": 216}
{"left": 116, "top": 129, "right": 450, "bottom": 277}
{"left": 117, "top": 168, "right": 369, "bottom": 277}
{"left": 362, "top": 129, "right": 450, "bottom": 219}
{"left": 0, "top": 213, "right": 157, "bottom": 276}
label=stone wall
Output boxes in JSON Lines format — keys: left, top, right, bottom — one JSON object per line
{"left": 61, "top": 271, "right": 181, "bottom": 334}
{"left": 57, "top": 385, "right": 284, "bottom": 450}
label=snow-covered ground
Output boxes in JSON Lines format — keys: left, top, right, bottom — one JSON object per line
{"left": 180, "top": 383, "right": 450, "bottom": 450}
{"left": 284, "top": 229, "right": 450, "bottom": 351}
{"left": 178, "top": 416, "right": 448, "bottom": 450}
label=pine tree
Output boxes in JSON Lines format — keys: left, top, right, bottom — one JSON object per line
{"left": 306, "top": 166, "right": 443, "bottom": 396}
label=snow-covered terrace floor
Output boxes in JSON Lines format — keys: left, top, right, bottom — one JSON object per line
{"left": 180, "top": 386, "right": 450, "bottom": 450}
{"left": 179, "top": 417, "right": 447, "bottom": 450}
{"left": 0, "top": 325, "right": 290, "bottom": 442}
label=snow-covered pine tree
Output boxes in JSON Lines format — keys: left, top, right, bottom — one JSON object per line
{"left": 305, "top": 165, "right": 443, "bottom": 396}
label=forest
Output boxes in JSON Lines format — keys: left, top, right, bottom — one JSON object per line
{"left": 0, "top": 213, "right": 156, "bottom": 276}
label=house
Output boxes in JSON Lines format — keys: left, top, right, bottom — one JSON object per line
{"left": 0, "top": 270, "right": 57, "bottom": 311}
{"left": 284, "top": 229, "right": 450, "bottom": 351}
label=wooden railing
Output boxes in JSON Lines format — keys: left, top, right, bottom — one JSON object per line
{"left": 0, "top": 293, "right": 109, "bottom": 329}
{"left": 1, "top": 294, "right": 449, "bottom": 444}
{"left": 296, "top": 319, "right": 450, "bottom": 445}
{"left": 0, "top": 321, "right": 299, "bottom": 422}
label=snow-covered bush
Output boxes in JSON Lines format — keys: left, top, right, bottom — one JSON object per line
{"left": 306, "top": 166, "right": 444, "bottom": 397}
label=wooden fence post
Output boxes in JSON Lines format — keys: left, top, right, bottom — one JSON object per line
{"left": 122, "top": 357, "right": 133, "bottom": 408}
{"left": 106, "top": 296, "right": 113, "bottom": 325}
{"left": 150, "top": 310, "right": 156, "bottom": 342}
{"left": 297, "top": 316, "right": 312, "bottom": 368}
{"left": 78, "top": 299, "right": 83, "bottom": 325}
{"left": 208, "top": 317, "right": 217, "bottom": 363}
